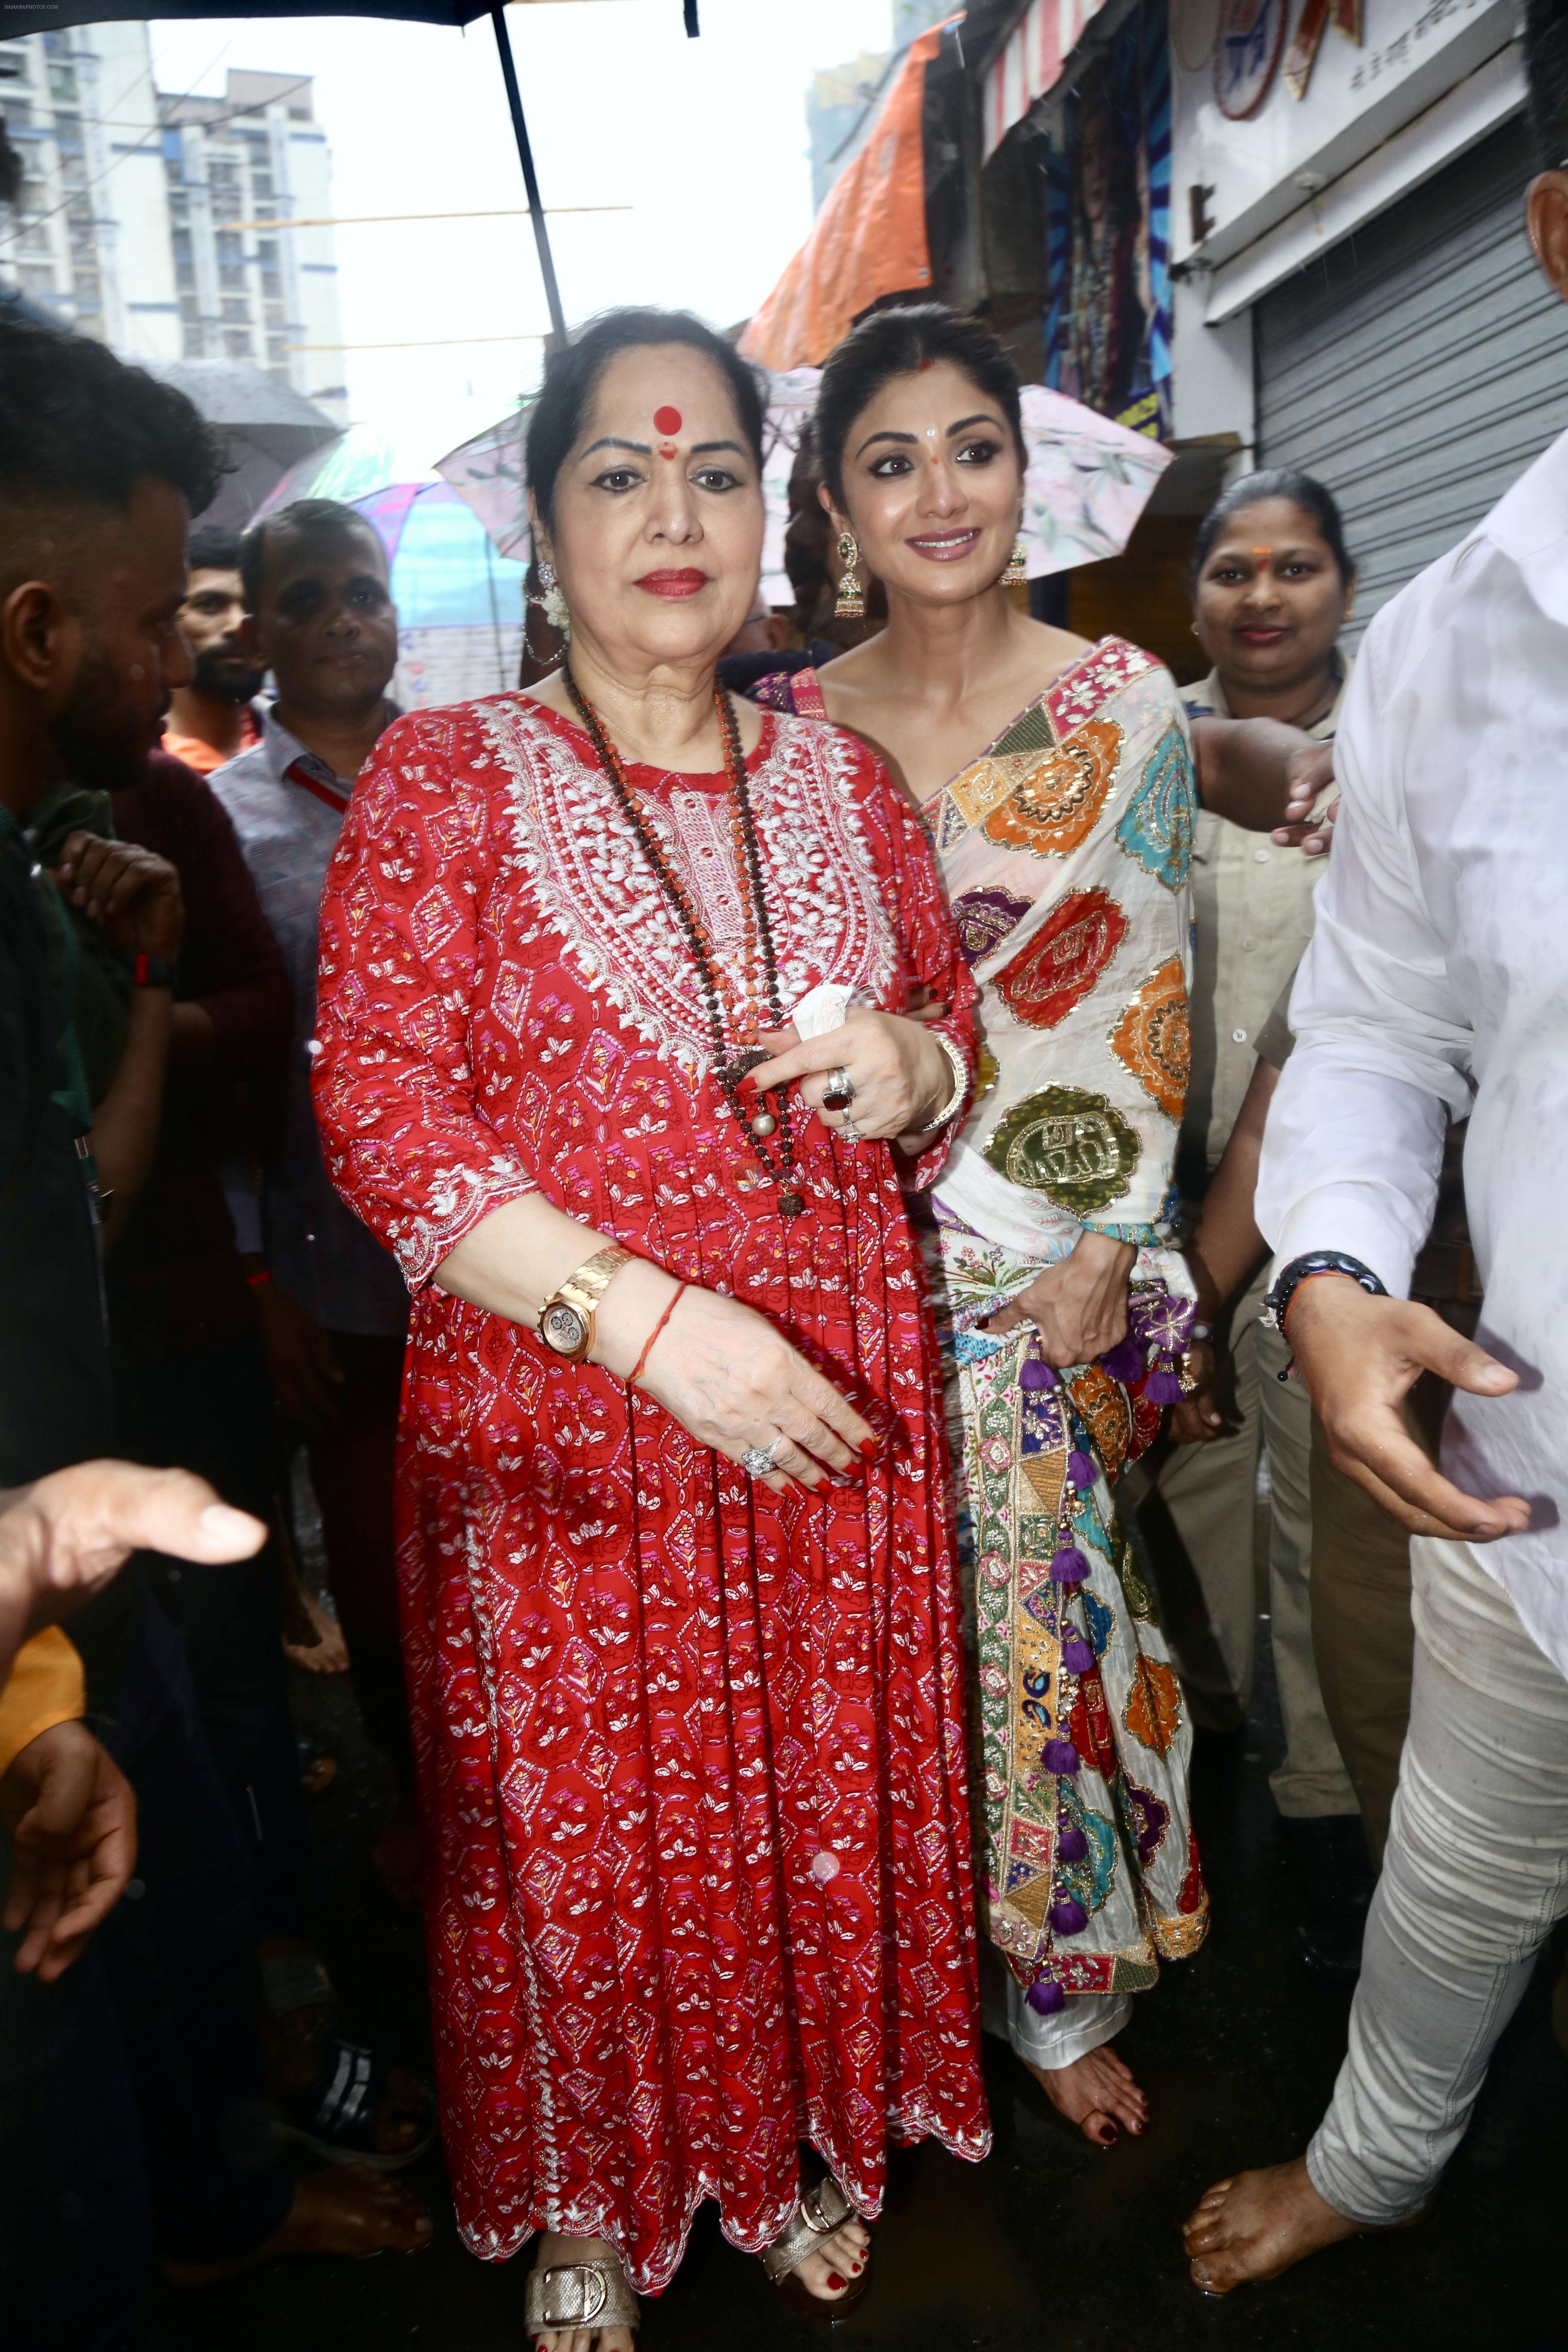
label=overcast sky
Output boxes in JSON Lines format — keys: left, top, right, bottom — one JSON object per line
{"left": 148, "top": 3, "right": 894, "bottom": 469}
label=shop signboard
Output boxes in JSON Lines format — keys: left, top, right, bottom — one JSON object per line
{"left": 1171, "top": 0, "right": 1516, "bottom": 271}
{"left": 1213, "top": 0, "right": 1288, "bottom": 119}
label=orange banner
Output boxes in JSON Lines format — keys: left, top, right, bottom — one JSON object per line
{"left": 741, "top": 24, "right": 946, "bottom": 374}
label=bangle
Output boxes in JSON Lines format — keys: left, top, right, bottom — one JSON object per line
{"left": 1263, "top": 1251, "right": 1386, "bottom": 1335}
{"left": 245, "top": 1268, "right": 274, "bottom": 1291}
{"left": 628, "top": 1282, "right": 686, "bottom": 1388}
{"left": 920, "top": 1032, "right": 969, "bottom": 1132}
{"left": 132, "top": 951, "right": 177, "bottom": 989}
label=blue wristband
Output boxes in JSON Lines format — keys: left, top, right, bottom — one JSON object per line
{"left": 1264, "top": 1251, "right": 1387, "bottom": 1334}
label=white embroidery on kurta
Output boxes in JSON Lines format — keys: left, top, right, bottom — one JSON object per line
{"left": 477, "top": 701, "right": 902, "bottom": 1075}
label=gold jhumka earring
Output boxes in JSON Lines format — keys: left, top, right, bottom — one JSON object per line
{"left": 1003, "top": 537, "right": 1027, "bottom": 585}
{"left": 834, "top": 530, "right": 864, "bottom": 621}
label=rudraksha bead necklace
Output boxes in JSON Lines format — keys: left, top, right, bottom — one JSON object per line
{"left": 562, "top": 666, "right": 805, "bottom": 1218}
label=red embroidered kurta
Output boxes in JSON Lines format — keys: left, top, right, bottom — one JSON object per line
{"left": 312, "top": 695, "right": 991, "bottom": 2287}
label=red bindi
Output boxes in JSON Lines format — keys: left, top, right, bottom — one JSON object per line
{"left": 658, "top": 443, "right": 677, "bottom": 460}
{"left": 653, "top": 406, "right": 682, "bottom": 435}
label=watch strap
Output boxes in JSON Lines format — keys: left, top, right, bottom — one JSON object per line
{"left": 555, "top": 1244, "right": 634, "bottom": 1317}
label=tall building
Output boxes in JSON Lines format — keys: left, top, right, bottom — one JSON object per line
{"left": 159, "top": 69, "right": 346, "bottom": 419}
{"left": 0, "top": 26, "right": 346, "bottom": 422}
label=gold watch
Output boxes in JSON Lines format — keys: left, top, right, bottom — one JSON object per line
{"left": 538, "top": 1244, "right": 634, "bottom": 1364}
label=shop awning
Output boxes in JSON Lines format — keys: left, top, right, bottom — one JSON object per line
{"left": 983, "top": 0, "right": 1112, "bottom": 160}
{"left": 740, "top": 22, "right": 948, "bottom": 375}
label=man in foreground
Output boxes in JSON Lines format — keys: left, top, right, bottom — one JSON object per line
{"left": 0, "top": 318, "right": 429, "bottom": 2329}
{"left": 1184, "top": 0, "right": 1568, "bottom": 2288}
{"left": 161, "top": 523, "right": 264, "bottom": 774}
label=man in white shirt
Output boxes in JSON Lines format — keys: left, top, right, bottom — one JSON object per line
{"left": 1184, "top": 0, "right": 1568, "bottom": 2288}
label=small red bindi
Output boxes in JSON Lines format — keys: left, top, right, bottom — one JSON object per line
{"left": 653, "top": 405, "right": 683, "bottom": 435}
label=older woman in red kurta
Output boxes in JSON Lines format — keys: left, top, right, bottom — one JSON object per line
{"left": 311, "top": 311, "right": 988, "bottom": 2346}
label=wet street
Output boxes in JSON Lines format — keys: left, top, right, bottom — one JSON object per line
{"left": 143, "top": 1581, "right": 1568, "bottom": 2352}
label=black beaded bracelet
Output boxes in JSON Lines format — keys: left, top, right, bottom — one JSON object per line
{"left": 1263, "top": 1251, "right": 1387, "bottom": 1335}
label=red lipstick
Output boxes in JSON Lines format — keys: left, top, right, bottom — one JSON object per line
{"left": 637, "top": 568, "right": 709, "bottom": 599}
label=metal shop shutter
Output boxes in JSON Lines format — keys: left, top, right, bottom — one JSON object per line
{"left": 1257, "top": 120, "right": 1568, "bottom": 644}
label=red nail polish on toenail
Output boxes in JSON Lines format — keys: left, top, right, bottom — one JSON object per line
{"left": 827, "top": 2272, "right": 846, "bottom": 2290}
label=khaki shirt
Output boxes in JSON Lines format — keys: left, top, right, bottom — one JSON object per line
{"left": 1178, "top": 656, "right": 1350, "bottom": 1178}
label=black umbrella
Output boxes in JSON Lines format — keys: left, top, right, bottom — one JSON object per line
{"left": 2, "top": 2, "right": 702, "bottom": 345}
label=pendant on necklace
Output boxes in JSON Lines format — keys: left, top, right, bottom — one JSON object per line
{"left": 778, "top": 1187, "right": 805, "bottom": 1219}
{"left": 719, "top": 1044, "right": 769, "bottom": 1090}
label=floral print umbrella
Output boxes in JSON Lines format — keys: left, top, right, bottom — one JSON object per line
{"left": 434, "top": 374, "right": 1172, "bottom": 597}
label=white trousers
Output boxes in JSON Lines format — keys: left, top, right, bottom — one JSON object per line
{"left": 981, "top": 1942, "right": 1130, "bottom": 2070}
{"left": 1308, "top": 1533, "right": 1568, "bottom": 2223}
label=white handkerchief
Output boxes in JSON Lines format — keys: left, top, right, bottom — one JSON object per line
{"left": 788, "top": 983, "right": 852, "bottom": 1040}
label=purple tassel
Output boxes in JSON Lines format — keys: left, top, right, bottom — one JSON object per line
{"left": 1019, "top": 1354, "right": 1057, "bottom": 1392}
{"left": 1050, "top": 1546, "right": 1088, "bottom": 1585}
{"left": 1099, "top": 1336, "right": 1146, "bottom": 1385}
{"left": 1043, "top": 1737, "right": 1080, "bottom": 1775}
{"left": 1056, "top": 1822, "right": 1088, "bottom": 1863}
{"left": 1142, "top": 1368, "right": 1185, "bottom": 1405}
{"left": 1060, "top": 1633, "right": 1095, "bottom": 1676}
{"left": 1026, "top": 1975, "right": 1066, "bottom": 2016}
{"left": 1067, "top": 1448, "right": 1096, "bottom": 1491}
{"left": 1050, "top": 1895, "right": 1088, "bottom": 1936}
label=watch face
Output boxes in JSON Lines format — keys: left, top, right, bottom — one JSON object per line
{"left": 542, "top": 1302, "right": 588, "bottom": 1358}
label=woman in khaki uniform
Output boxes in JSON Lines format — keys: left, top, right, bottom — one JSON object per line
{"left": 1135, "top": 470, "right": 1367, "bottom": 1978}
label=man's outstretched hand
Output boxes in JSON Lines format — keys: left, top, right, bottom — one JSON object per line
{"left": 0, "top": 1461, "right": 265, "bottom": 1678}
{"left": 2, "top": 1721, "right": 136, "bottom": 1980}
{"left": 1289, "top": 1278, "right": 1529, "bottom": 1540}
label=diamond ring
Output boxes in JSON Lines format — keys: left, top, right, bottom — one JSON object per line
{"left": 822, "top": 1067, "right": 855, "bottom": 1112}
{"left": 741, "top": 1438, "right": 788, "bottom": 1477}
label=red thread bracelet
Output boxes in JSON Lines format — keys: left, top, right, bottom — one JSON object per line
{"left": 629, "top": 1282, "right": 686, "bottom": 1388}
{"left": 245, "top": 1269, "right": 274, "bottom": 1291}
{"left": 1280, "top": 1267, "right": 1359, "bottom": 1333}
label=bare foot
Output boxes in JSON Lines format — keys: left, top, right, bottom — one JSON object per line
{"left": 1182, "top": 2158, "right": 1366, "bottom": 2292}
{"left": 1026, "top": 2041, "right": 1149, "bottom": 2147}
{"left": 165, "top": 2165, "right": 432, "bottom": 2284}
{"left": 282, "top": 1579, "right": 350, "bottom": 1675}
{"left": 792, "top": 2211, "right": 870, "bottom": 2304}
{"left": 528, "top": 2233, "right": 637, "bottom": 2352}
